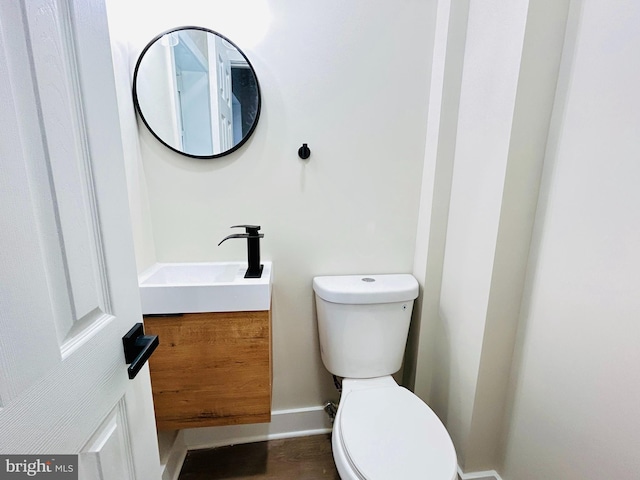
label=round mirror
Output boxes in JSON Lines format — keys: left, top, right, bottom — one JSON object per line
{"left": 133, "top": 27, "right": 261, "bottom": 159}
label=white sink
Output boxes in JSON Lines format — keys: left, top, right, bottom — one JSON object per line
{"left": 138, "top": 262, "right": 272, "bottom": 314}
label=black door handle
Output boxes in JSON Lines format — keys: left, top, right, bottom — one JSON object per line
{"left": 122, "top": 323, "right": 159, "bottom": 379}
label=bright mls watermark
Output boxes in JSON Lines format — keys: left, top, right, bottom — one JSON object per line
{"left": 0, "top": 455, "right": 77, "bottom": 479}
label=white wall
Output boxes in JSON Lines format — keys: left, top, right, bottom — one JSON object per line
{"left": 501, "top": 1, "right": 640, "bottom": 478}
{"left": 412, "top": 0, "right": 569, "bottom": 471}
{"left": 107, "top": 0, "right": 435, "bottom": 409}
{"left": 107, "top": 25, "right": 157, "bottom": 273}
{"left": 434, "top": 0, "right": 530, "bottom": 467}
{"left": 407, "top": 0, "right": 467, "bottom": 397}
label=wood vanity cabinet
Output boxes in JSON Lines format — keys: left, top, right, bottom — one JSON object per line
{"left": 143, "top": 310, "right": 272, "bottom": 430}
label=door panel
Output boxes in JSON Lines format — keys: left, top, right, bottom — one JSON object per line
{"left": 80, "top": 401, "right": 135, "bottom": 480}
{"left": 208, "top": 35, "right": 234, "bottom": 152}
{"left": 0, "top": 0, "right": 63, "bottom": 407}
{"left": 24, "top": 0, "right": 114, "bottom": 348}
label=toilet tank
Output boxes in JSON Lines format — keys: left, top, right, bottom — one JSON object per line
{"left": 313, "top": 274, "right": 419, "bottom": 379}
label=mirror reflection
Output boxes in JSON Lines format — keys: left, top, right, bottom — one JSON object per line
{"left": 133, "top": 27, "right": 261, "bottom": 158}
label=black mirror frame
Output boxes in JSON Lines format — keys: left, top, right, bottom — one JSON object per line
{"left": 132, "top": 26, "right": 262, "bottom": 159}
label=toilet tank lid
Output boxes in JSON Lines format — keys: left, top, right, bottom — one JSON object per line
{"left": 313, "top": 274, "right": 419, "bottom": 304}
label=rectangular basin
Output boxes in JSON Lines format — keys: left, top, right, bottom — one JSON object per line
{"left": 138, "top": 262, "right": 272, "bottom": 314}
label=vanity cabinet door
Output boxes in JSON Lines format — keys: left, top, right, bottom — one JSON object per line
{"left": 144, "top": 310, "right": 272, "bottom": 430}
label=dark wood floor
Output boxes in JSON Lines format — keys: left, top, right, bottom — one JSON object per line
{"left": 178, "top": 434, "right": 340, "bottom": 480}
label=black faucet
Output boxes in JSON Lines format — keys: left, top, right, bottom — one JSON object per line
{"left": 218, "top": 225, "right": 264, "bottom": 278}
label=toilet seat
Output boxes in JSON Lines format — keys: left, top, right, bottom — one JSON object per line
{"left": 339, "top": 386, "right": 457, "bottom": 480}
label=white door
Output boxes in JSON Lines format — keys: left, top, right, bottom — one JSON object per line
{"left": 0, "top": 1, "right": 161, "bottom": 479}
{"left": 174, "top": 32, "right": 214, "bottom": 156}
{"left": 208, "top": 35, "right": 234, "bottom": 152}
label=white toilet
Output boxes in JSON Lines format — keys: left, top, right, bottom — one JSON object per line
{"left": 313, "top": 274, "right": 457, "bottom": 480}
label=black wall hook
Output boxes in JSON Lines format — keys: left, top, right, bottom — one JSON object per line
{"left": 298, "top": 143, "right": 311, "bottom": 159}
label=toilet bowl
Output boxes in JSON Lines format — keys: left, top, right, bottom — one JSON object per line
{"left": 331, "top": 376, "right": 457, "bottom": 480}
{"left": 313, "top": 274, "right": 458, "bottom": 480}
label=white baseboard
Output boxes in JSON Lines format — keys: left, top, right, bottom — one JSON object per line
{"left": 182, "top": 405, "right": 333, "bottom": 450}
{"left": 167, "top": 407, "right": 504, "bottom": 480}
{"left": 458, "top": 467, "right": 503, "bottom": 480}
{"left": 160, "top": 430, "right": 188, "bottom": 480}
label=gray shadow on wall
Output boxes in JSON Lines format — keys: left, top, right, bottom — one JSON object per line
{"left": 496, "top": 0, "right": 584, "bottom": 467}
{"left": 403, "top": 0, "right": 471, "bottom": 422}
{"left": 402, "top": 302, "right": 422, "bottom": 391}
{"left": 429, "top": 308, "right": 452, "bottom": 425}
